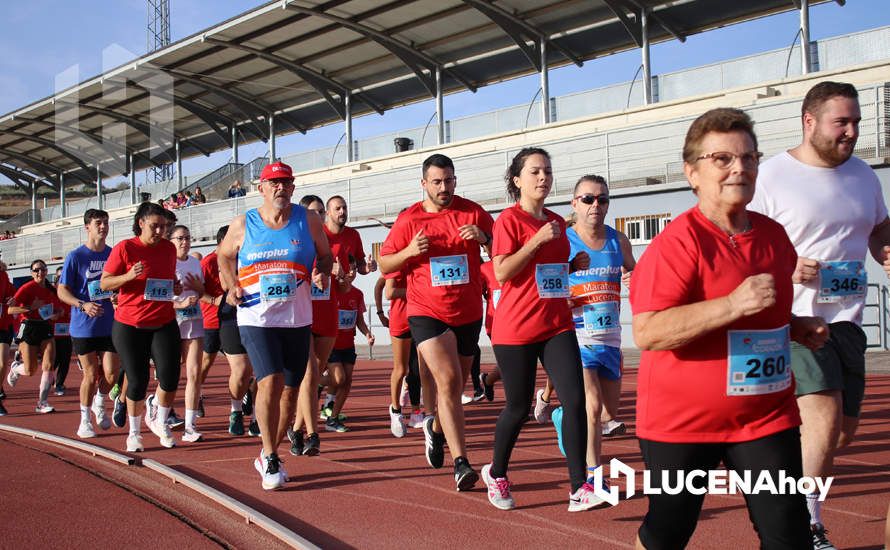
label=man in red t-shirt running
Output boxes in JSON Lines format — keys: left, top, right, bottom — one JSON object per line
{"left": 380, "top": 153, "right": 494, "bottom": 492}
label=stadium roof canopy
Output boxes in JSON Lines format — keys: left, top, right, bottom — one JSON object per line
{"left": 0, "top": 0, "right": 843, "bottom": 190}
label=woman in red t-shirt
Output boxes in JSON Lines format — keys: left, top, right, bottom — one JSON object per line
{"left": 101, "top": 202, "right": 181, "bottom": 453}
{"left": 7, "top": 259, "right": 61, "bottom": 413}
{"left": 629, "top": 108, "right": 828, "bottom": 548}
{"left": 482, "top": 148, "right": 590, "bottom": 512}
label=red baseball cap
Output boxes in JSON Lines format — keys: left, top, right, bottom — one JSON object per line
{"left": 259, "top": 161, "right": 294, "bottom": 181}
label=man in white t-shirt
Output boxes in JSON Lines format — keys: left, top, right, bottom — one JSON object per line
{"left": 750, "top": 81, "right": 890, "bottom": 549}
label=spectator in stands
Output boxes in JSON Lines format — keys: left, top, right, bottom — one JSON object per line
{"left": 175, "top": 192, "right": 187, "bottom": 208}
{"left": 227, "top": 180, "right": 246, "bottom": 199}
{"left": 164, "top": 194, "right": 178, "bottom": 210}
{"left": 192, "top": 187, "right": 207, "bottom": 205}
{"left": 183, "top": 191, "right": 194, "bottom": 208}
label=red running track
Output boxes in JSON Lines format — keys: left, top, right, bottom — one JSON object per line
{"left": 1, "top": 353, "right": 888, "bottom": 549}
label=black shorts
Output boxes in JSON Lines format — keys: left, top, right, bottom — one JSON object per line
{"left": 72, "top": 336, "right": 116, "bottom": 356}
{"left": 408, "top": 316, "right": 481, "bottom": 357}
{"left": 220, "top": 322, "right": 247, "bottom": 355}
{"left": 0, "top": 327, "right": 13, "bottom": 345}
{"left": 203, "top": 329, "right": 221, "bottom": 354}
{"left": 328, "top": 347, "right": 358, "bottom": 365}
{"left": 17, "top": 320, "right": 53, "bottom": 346}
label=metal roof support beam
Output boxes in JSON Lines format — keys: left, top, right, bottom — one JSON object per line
{"left": 158, "top": 69, "right": 271, "bottom": 141}
{"left": 176, "top": 140, "right": 183, "bottom": 191}
{"left": 0, "top": 164, "right": 38, "bottom": 192}
{"left": 59, "top": 172, "right": 66, "bottom": 218}
{"left": 800, "top": 0, "right": 811, "bottom": 74}
{"left": 75, "top": 103, "right": 211, "bottom": 158}
{"left": 540, "top": 40, "right": 550, "bottom": 125}
{"left": 31, "top": 181, "right": 37, "bottom": 211}
{"left": 96, "top": 164, "right": 103, "bottom": 210}
{"left": 0, "top": 130, "right": 96, "bottom": 176}
{"left": 203, "top": 37, "right": 355, "bottom": 120}
{"left": 345, "top": 92, "right": 353, "bottom": 163}
{"left": 283, "top": 4, "right": 477, "bottom": 96}
{"left": 605, "top": 1, "right": 686, "bottom": 46}
{"left": 11, "top": 117, "right": 148, "bottom": 170}
{"left": 641, "top": 7, "right": 652, "bottom": 104}
{"left": 232, "top": 126, "right": 239, "bottom": 164}
{"left": 269, "top": 114, "right": 276, "bottom": 162}
{"left": 0, "top": 149, "right": 81, "bottom": 185}
{"left": 603, "top": 0, "right": 641, "bottom": 47}
{"left": 435, "top": 66, "right": 444, "bottom": 145}
{"left": 127, "top": 79, "right": 234, "bottom": 147}
{"left": 625, "top": 0, "right": 686, "bottom": 43}
{"left": 462, "top": 0, "right": 583, "bottom": 71}
{"left": 130, "top": 154, "right": 138, "bottom": 205}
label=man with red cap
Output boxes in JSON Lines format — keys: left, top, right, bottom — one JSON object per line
{"left": 218, "top": 161, "right": 333, "bottom": 490}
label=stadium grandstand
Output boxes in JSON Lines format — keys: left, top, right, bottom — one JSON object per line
{"left": 1, "top": 0, "right": 889, "bottom": 350}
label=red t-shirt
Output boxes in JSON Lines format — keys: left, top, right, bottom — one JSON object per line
{"left": 630, "top": 207, "right": 801, "bottom": 443}
{"left": 387, "top": 274, "right": 409, "bottom": 338}
{"left": 480, "top": 261, "right": 501, "bottom": 337}
{"left": 14, "top": 280, "right": 58, "bottom": 322}
{"left": 311, "top": 276, "right": 339, "bottom": 338}
{"left": 53, "top": 288, "right": 71, "bottom": 337}
{"left": 380, "top": 195, "right": 494, "bottom": 326}
{"left": 0, "top": 271, "right": 15, "bottom": 329}
{"left": 334, "top": 285, "right": 365, "bottom": 350}
{"left": 490, "top": 204, "right": 573, "bottom": 345}
{"left": 200, "top": 251, "right": 222, "bottom": 330}
{"left": 324, "top": 225, "right": 365, "bottom": 269}
{"left": 104, "top": 237, "right": 177, "bottom": 328}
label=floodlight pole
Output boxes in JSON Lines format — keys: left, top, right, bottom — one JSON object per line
{"left": 800, "top": 0, "right": 811, "bottom": 74}
{"left": 641, "top": 7, "right": 653, "bottom": 104}
{"left": 31, "top": 182, "right": 37, "bottom": 212}
{"left": 436, "top": 66, "right": 445, "bottom": 144}
{"left": 540, "top": 41, "right": 550, "bottom": 125}
{"left": 345, "top": 92, "right": 354, "bottom": 162}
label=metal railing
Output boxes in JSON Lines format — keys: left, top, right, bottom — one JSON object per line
{"left": 0, "top": 208, "right": 41, "bottom": 234}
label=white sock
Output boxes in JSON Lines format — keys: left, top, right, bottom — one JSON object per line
{"left": 231, "top": 399, "right": 243, "bottom": 412}
{"left": 80, "top": 405, "right": 90, "bottom": 423}
{"left": 12, "top": 363, "right": 26, "bottom": 375}
{"left": 95, "top": 390, "right": 106, "bottom": 403}
{"left": 185, "top": 409, "right": 197, "bottom": 430}
{"left": 128, "top": 415, "right": 141, "bottom": 437}
{"left": 157, "top": 405, "right": 171, "bottom": 423}
{"left": 38, "top": 371, "right": 53, "bottom": 403}
{"left": 806, "top": 492, "right": 822, "bottom": 525}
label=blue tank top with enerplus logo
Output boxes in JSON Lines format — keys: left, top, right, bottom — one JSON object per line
{"left": 568, "top": 226, "right": 623, "bottom": 347}
{"left": 237, "top": 205, "right": 315, "bottom": 328}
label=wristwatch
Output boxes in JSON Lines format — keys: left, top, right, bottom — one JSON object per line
{"left": 77, "top": 301, "right": 85, "bottom": 312}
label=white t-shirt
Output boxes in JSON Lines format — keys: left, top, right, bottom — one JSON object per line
{"left": 750, "top": 151, "right": 888, "bottom": 324}
{"left": 175, "top": 256, "right": 204, "bottom": 337}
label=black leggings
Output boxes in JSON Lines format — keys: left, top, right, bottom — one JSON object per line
{"left": 53, "top": 337, "right": 73, "bottom": 387}
{"left": 471, "top": 347, "right": 482, "bottom": 393}
{"left": 112, "top": 320, "right": 182, "bottom": 402}
{"left": 406, "top": 340, "right": 421, "bottom": 407}
{"left": 638, "top": 428, "right": 811, "bottom": 550}
{"left": 492, "top": 330, "right": 587, "bottom": 491}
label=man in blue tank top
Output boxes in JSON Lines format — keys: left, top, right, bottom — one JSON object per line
{"left": 566, "top": 175, "right": 636, "bottom": 489}
{"left": 218, "top": 161, "right": 333, "bottom": 491}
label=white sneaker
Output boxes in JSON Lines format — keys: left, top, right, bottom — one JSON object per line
{"left": 568, "top": 482, "right": 608, "bottom": 512}
{"left": 482, "top": 464, "right": 515, "bottom": 510}
{"left": 76, "top": 420, "right": 96, "bottom": 439}
{"left": 399, "top": 381, "right": 411, "bottom": 408}
{"left": 533, "top": 389, "right": 552, "bottom": 423}
{"left": 409, "top": 410, "right": 425, "bottom": 429}
{"left": 145, "top": 406, "right": 176, "bottom": 448}
{"left": 126, "top": 434, "right": 144, "bottom": 452}
{"left": 92, "top": 396, "right": 111, "bottom": 430}
{"left": 461, "top": 393, "right": 473, "bottom": 405}
{"left": 602, "top": 420, "right": 627, "bottom": 437}
{"left": 254, "top": 452, "right": 285, "bottom": 490}
{"left": 389, "top": 407, "right": 406, "bottom": 438}
{"left": 35, "top": 402, "right": 55, "bottom": 414}
{"left": 182, "top": 428, "right": 202, "bottom": 443}
{"left": 6, "top": 363, "right": 21, "bottom": 388}
{"left": 144, "top": 394, "right": 157, "bottom": 429}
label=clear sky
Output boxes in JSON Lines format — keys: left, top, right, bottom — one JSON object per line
{"left": 1, "top": 0, "right": 889, "bottom": 187}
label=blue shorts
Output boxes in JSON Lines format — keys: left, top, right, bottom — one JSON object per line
{"left": 328, "top": 347, "right": 357, "bottom": 365}
{"left": 580, "top": 344, "right": 621, "bottom": 380}
{"left": 239, "top": 325, "right": 310, "bottom": 387}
